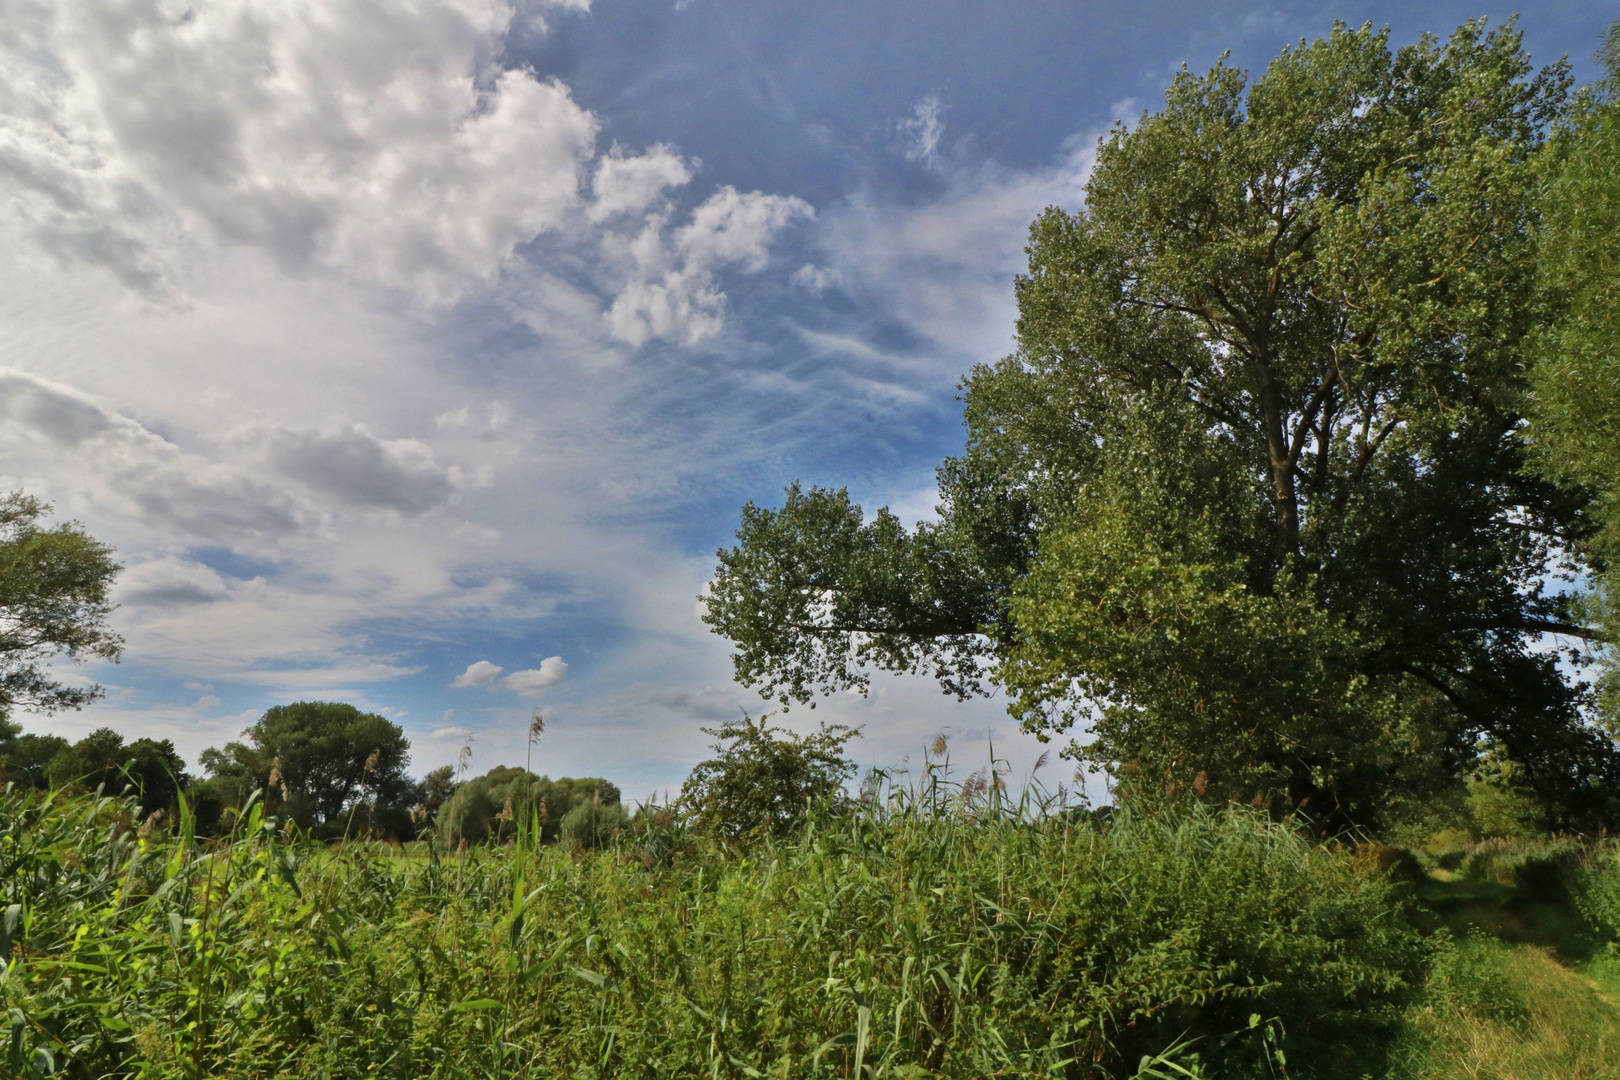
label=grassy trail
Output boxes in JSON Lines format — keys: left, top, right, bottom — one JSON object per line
{"left": 1393, "top": 849, "right": 1620, "bottom": 1079}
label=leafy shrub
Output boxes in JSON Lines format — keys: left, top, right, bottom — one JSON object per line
{"left": 1569, "top": 845, "right": 1620, "bottom": 940}
{"left": 678, "top": 712, "right": 857, "bottom": 840}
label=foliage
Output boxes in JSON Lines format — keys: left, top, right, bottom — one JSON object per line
{"left": 557, "top": 796, "right": 628, "bottom": 849}
{"left": 198, "top": 701, "right": 412, "bottom": 836}
{"left": 435, "top": 766, "right": 619, "bottom": 847}
{"left": 1392, "top": 934, "right": 1620, "bottom": 1079}
{"left": 1527, "top": 20, "right": 1620, "bottom": 734}
{"left": 0, "top": 492, "right": 122, "bottom": 721}
{"left": 703, "top": 20, "right": 1610, "bottom": 830}
{"left": 0, "top": 779, "right": 1421, "bottom": 1079}
{"left": 678, "top": 712, "right": 859, "bottom": 840}
{"left": 0, "top": 731, "right": 69, "bottom": 789}
{"left": 416, "top": 764, "right": 458, "bottom": 824}
{"left": 43, "top": 727, "right": 190, "bottom": 814}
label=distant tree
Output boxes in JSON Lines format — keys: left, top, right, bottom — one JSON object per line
{"left": 1528, "top": 20, "right": 1620, "bottom": 733}
{"left": 46, "top": 727, "right": 190, "bottom": 812}
{"left": 199, "top": 701, "right": 412, "bottom": 833}
{"left": 415, "top": 764, "right": 459, "bottom": 823}
{"left": 703, "top": 21, "right": 1613, "bottom": 829}
{"left": 559, "top": 798, "right": 628, "bottom": 850}
{"left": 678, "top": 714, "right": 858, "bottom": 841}
{"left": 436, "top": 766, "right": 620, "bottom": 847}
{"left": 0, "top": 729, "right": 69, "bottom": 789}
{"left": 0, "top": 492, "right": 122, "bottom": 723}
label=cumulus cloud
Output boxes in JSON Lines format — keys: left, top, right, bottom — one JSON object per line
{"left": 0, "top": 0, "right": 598, "bottom": 302}
{"left": 115, "top": 558, "right": 236, "bottom": 608}
{"left": 0, "top": 369, "right": 316, "bottom": 545}
{"left": 255, "top": 424, "right": 457, "bottom": 514}
{"left": 605, "top": 186, "right": 813, "bottom": 346}
{"left": 589, "top": 144, "right": 691, "bottom": 222}
{"left": 505, "top": 656, "right": 567, "bottom": 696}
{"left": 453, "top": 660, "right": 505, "bottom": 687}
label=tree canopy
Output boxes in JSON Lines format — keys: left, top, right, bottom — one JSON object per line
{"left": 436, "top": 766, "right": 620, "bottom": 847}
{"left": 200, "top": 701, "right": 412, "bottom": 833}
{"left": 1527, "top": 21, "right": 1620, "bottom": 732}
{"left": 0, "top": 492, "right": 121, "bottom": 723}
{"left": 44, "top": 727, "right": 190, "bottom": 812}
{"left": 704, "top": 20, "right": 1615, "bottom": 829}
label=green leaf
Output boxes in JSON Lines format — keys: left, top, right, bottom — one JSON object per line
{"left": 452, "top": 999, "right": 502, "bottom": 1012}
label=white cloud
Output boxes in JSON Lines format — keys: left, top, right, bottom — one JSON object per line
{"left": 115, "top": 558, "right": 237, "bottom": 608}
{"left": 790, "top": 263, "right": 841, "bottom": 294}
{"left": 430, "top": 724, "right": 473, "bottom": 740}
{"left": 194, "top": 694, "right": 222, "bottom": 710}
{"left": 605, "top": 186, "right": 813, "bottom": 346}
{"left": 816, "top": 140, "right": 1098, "bottom": 366}
{"left": 453, "top": 660, "right": 505, "bottom": 687}
{"left": 589, "top": 144, "right": 691, "bottom": 222}
{"left": 0, "top": 369, "right": 317, "bottom": 547}
{"left": 252, "top": 423, "right": 457, "bottom": 515}
{"left": 504, "top": 655, "right": 567, "bottom": 696}
{"left": 897, "top": 94, "right": 946, "bottom": 165}
{"left": 1, "top": 0, "right": 598, "bottom": 302}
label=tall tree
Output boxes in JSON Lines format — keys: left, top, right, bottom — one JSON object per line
{"left": 200, "top": 701, "right": 412, "bottom": 830}
{"left": 1527, "top": 21, "right": 1620, "bottom": 732}
{"left": 704, "top": 21, "right": 1613, "bottom": 827}
{"left": 0, "top": 492, "right": 122, "bottom": 730}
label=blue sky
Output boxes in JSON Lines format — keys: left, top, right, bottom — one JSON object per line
{"left": 1, "top": 0, "right": 1615, "bottom": 798}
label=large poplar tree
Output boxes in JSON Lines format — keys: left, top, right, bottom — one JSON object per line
{"left": 1528, "top": 22, "right": 1620, "bottom": 735}
{"left": 703, "top": 21, "right": 1616, "bottom": 828}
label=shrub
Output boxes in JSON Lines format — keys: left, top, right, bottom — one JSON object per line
{"left": 678, "top": 712, "right": 857, "bottom": 840}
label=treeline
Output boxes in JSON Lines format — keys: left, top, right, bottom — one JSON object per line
{"left": 0, "top": 702, "right": 624, "bottom": 847}
{"left": 0, "top": 704, "right": 864, "bottom": 851}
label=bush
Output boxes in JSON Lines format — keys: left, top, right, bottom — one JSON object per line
{"left": 1570, "top": 845, "right": 1620, "bottom": 941}
{"left": 678, "top": 713, "right": 857, "bottom": 840}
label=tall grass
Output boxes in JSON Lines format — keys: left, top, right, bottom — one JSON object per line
{"left": 0, "top": 776, "right": 1422, "bottom": 1078}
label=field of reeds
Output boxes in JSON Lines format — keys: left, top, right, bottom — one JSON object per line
{"left": 1, "top": 777, "right": 1618, "bottom": 1079}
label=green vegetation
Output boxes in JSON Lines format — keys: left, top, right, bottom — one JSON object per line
{"left": 702, "top": 20, "right": 1617, "bottom": 832}
{"left": 436, "top": 765, "right": 622, "bottom": 847}
{"left": 678, "top": 712, "right": 859, "bottom": 839}
{"left": 1526, "top": 22, "right": 1620, "bottom": 733}
{"left": 0, "top": 774, "right": 1419, "bottom": 1079}
{"left": 3, "top": 773, "right": 1620, "bottom": 1079}
{"left": 3, "top": 15, "right": 1620, "bottom": 1076}
{"left": 196, "top": 701, "right": 416, "bottom": 838}
{"left": 0, "top": 492, "right": 122, "bottom": 728}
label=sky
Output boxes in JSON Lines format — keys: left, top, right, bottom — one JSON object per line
{"left": 1, "top": 0, "right": 1616, "bottom": 800}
